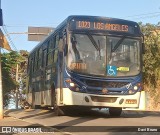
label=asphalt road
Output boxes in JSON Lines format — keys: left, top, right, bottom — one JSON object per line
{"left": 4, "top": 109, "right": 160, "bottom": 135}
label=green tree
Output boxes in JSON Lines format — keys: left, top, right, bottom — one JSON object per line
{"left": 18, "top": 50, "right": 29, "bottom": 105}
{"left": 1, "top": 50, "right": 29, "bottom": 108}
{"left": 2, "top": 51, "right": 19, "bottom": 107}
{"left": 140, "top": 23, "right": 160, "bottom": 109}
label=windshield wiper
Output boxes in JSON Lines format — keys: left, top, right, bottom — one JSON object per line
{"left": 86, "top": 33, "right": 102, "bottom": 59}
{"left": 98, "top": 40, "right": 101, "bottom": 60}
{"left": 111, "top": 36, "right": 126, "bottom": 52}
{"left": 87, "top": 33, "right": 100, "bottom": 51}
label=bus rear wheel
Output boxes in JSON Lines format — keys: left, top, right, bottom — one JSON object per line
{"left": 109, "top": 107, "right": 122, "bottom": 117}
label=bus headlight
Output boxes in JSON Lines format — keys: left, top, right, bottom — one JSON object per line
{"left": 133, "top": 86, "right": 138, "bottom": 90}
{"left": 127, "top": 82, "right": 142, "bottom": 94}
{"left": 133, "top": 83, "right": 142, "bottom": 91}
{"left": 128, "top": 90, "right": 134, "bottom": 94}
{"left": 75, "top": 87, "right": 80, "bottom": 91}
{"left": 70, "top": 82, "right": 75, "bottom": 87}
{"left": 65, "top": 78, "right": 80, "bottom": 92}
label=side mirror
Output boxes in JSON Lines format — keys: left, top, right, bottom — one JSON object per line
{"left": 59, "top": 30, "right": 68, "bottom": 55}
{"left": 59, "top": 31, "right": 63, "bottom": 39}
{"left": 58, "top": 38, "right": 63, "bottom": 52}
{"left": 63, "top": 34, "right": 68, "bottom": 56}
{"left": 64, "top": 44, "right": 68, "bottom": 56}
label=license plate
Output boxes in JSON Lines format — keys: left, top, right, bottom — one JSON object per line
{"left": 125, "top": 99, "right": 137, "bottom": 104}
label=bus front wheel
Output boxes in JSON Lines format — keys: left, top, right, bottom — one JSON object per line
{"left": 54, "top": 106, "right": 65, "bottom": 116}
{"left": 109, "top": 107, "right": 122, "bottom": 117}
{"left": 51, "top": 86, "right": 65, "bottom": 116}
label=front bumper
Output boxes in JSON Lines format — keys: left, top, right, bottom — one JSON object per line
{"left": 57, "top": 88, "right": 143, "bottom": 108}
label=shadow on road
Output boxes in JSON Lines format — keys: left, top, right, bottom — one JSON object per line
{"left": 4, "top": 109, "right": 54, "bottom": 120}
{"left": 4, "top": 109, "right": 160, "bottom": 134}
{"left": 5, "top": 109, "right": 160, "bottom": 119}
{"left": 4, "top": 109, "right": 24, "bottom": 115}
{"left": 122, "top": 110, "right": 160, "bottom": 118}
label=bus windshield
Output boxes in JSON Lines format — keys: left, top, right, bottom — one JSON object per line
{"left": 67, "top": 33, "right": 140, "bottom": 77}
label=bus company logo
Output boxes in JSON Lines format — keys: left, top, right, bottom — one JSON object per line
{"left": 2, "top": 127, "right": 12, "bottom": 133}
{"left": 82, "top": 86, "right": 87, "bottom": 90}
{"left": 102, "top": 88, "right": 108, "bottom": 94}
{"left": 126, "top": 83, "right": 132, "bottom": 89}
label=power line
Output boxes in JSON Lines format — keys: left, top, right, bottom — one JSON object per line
{"left": 7, "top": 32, "right": 49, "bottom": 35}
{"left": 4, "top": 22, "right": 59, "bottom": 28}
{"left": 3, "top": 11, "right": 160, "bottom": 28}
{"left": 2, "top": 25, "right": 18, "bottom": 51}
{"left": 131, "top": 14, "right": 160, "bottom": 20}
{"left": 123, "top": 11, "right": 160, "bottom": 18}
{"left": 4, "top": 25, "right": 28, "bottom": 28}
{"left": 121, "top": 11, "right": 160, "bottom": 22}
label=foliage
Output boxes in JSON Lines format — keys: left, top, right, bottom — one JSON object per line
{"left": 18, "top": 50, "right": 29, "bottom": 95}
{"left": 139, "top": 23, "right": 160, "bottom": 108}
{"left": 2, "top": 51, "right": 19, "bottom": 107}
{"left": 1, "top": 50, "right": 29, "bottom": 107}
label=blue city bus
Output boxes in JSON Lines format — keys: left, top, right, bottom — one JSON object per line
{"left": 26, "top": 15, "right": 145, "bottom": 116}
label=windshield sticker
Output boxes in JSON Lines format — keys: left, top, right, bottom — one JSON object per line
{"left": 107, "top": 65, "right": 117, "bottom": 76}
{"left": 117, "top": 67, "right": 130, "bottom": 72}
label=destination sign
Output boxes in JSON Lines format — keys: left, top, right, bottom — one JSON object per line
{"left": 76, "top": 21, "right": 129, "bottom": 32}
{"left": 69, "top": 19, "right": 137, "bottom": 34}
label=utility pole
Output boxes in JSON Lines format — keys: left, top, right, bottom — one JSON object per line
{"left": 0, "top": 0, "right": 3, "bottom": 119}
{"left": 15, "top": 64, "right": 18, "bottom": 109}
{"left": 0, "top": 47, "right": 3, "bottom": 119}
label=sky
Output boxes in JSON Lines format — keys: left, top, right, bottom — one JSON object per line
{"left": 2, "top": 0, "right": 160, "bottom": 52}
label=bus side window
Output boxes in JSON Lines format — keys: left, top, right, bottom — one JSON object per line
{"left": 47, "top": 38, "right": 54, "bottom": 66}
{"left": 54, "top": 35, "right": 59, "bottom": 63}
{"left": 33, "top": 54, "right": 36, "bottom": 73}
{"left": 49, "top": 37, "right": 54, "bottom": 51}
{"left": 42, "top": 49, "right": 47, "bottom": 68}
{"left": 37, "top": 48, "right": 42, "bottom": 69}
{"left": 35, "top": 51, "right": 38, "bottom": 71}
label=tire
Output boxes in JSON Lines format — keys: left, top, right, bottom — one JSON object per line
{"left": 31, "top": 91, "right": 41, "bottom": 109}
{"left": 31, "top": 91, "right": 36, "bottom": 109}
{"left": 54, "top": 106, "right": 66, "bottom": 116}
{"left": 32, "top": 100, "right": 41, "bottom": 109}
{"left": 109, "top": 107, "right": 122, "bottom": 117}
{"left": 56, "top": 106, "right": 75, "bottom": 116}
{"left": 55, "top": 106, "right": 91, "bottom": 116}
{"left": 35, "top": 105, "right": 41, "bottom": 109}
{"left": 51, "top": 85, "right": 65, "bottom": 116}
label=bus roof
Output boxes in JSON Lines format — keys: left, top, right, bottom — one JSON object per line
{"left": 30, "top": 15, "right": 142, "bottom": 55}
{"left": 67, "top": 15, "right": 142, "bottom": 35}
{"left": 67, "top": 15, "right": 138, "bottom": 24}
